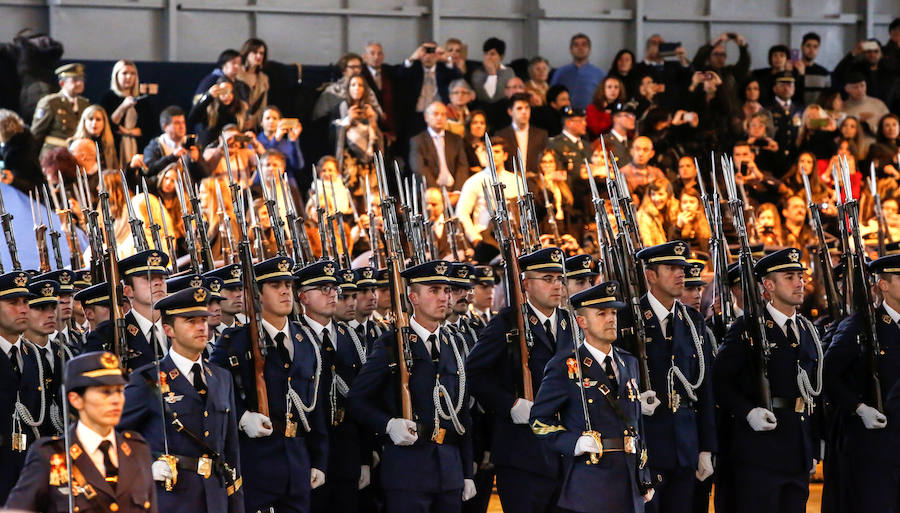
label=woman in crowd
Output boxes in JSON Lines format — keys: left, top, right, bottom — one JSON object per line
{"left": 237, "top": 38, "right": 270, "bottom": 129}
{"left": 669, "top": 187, "right": 711, "bottom": 254}
{"left": 867, "top": 113, "right": 900, "bottom": 179}
{"left": 155, "top": 165, "right": 186, "bottom": 256}
{"left": 796, "top": 104, "right": 839, "bottom": 161}
{"left": 71, "top": 104, "right": 119, "bottom": 170}
{"left": 525, "top": 57, "right": 551, "bottom": 107}
{"left": 586, "top": 76, "right": 625, "bottom": 138}
{"left": 464, "top": 110, "right": 490, "bottom": 173}
{"left": 100, "top": 60, "right": 153, "bottom": 167}
{"left": 537, "top": 148, "right": 573, "bottom": 236}
{"left": 257, "top": 105, "right": 304, "bottom": 185}
{"left": 446, "top": 79, "right": 475, "bottom": 136}
{"left": 689, "top": 70, "right": 742, "bottom": 150}
{"left": 780, "top": 151, "right": 836, "bottom": 214}
{"left": 0, "top": 108, "right": 41, "bottom": 192}
{"left": 744, "top": 111, "right": 781, "bottom": 174}
{"left": 331, "top": 74, "right": 383, "bottom": 202}
{"left": 608, "top": 49, "right": 640, "bottom": 99}
{"left": 839, "top": 115, "right": 872, "bottom": 161}
{"left": 636, "top": 178, "right": 679, "bottom": 247}
{"left": 673, "top": 154, "right": 700, "bottom": 198}
{"left": 313, "top": 53, "right": 383, "bottom": 122}
{"left": 189, "top": 78, "right": 249, "bottom": 147}
{"left": 756, "top": 202, "right": 784, "bottom": 246}
{"left": 740, "top": 78, "right": 764, "bottom": 121}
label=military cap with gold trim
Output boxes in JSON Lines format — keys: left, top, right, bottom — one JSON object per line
{"left": 375, "top": 268, "right": 390, "bottom": 287}
{"left": 55, "top": 63, "right": 85, "bottom": 79}
{"left": 294, "top": 260, "right": 339, "bottom": 287}
{"left": 353, "top": 266, "right": 377, "bottom": 289}
{"left": 885, "top": 241, "right": 900, "bottom": 256}
{"left": 728, "top": 243, "right": 765, "bottom": 260}
{"left": 154, "top": 287, "right": 214, "bottom": 318}
{"left": 73, "top": 270, "right": 92, "bottom": 290}
{"left": 166, "top": 273, "right": 205, "bottom": 293}
{"left": 203, "top": 264, "right": 243, "bottom": 289}
{"left": 518, "top": 247, "right": 565, "bottom": 273}
{"left": 27, "top": 279, "right": 60, "bottom": 306}
{"left": 473, "top": 265, "right": 499, "bottom": 285}
{"left": 203, "top": 276, "right": 224, "bottom": 300}
{"left": 74, "top": 282, "right": 111, "bottom": 308}
{"left": 636, "top": 241, "right": 691, "bottom": 267}
{"left": 449, "top": 262, "right": 476, "bottom": 288}
{"left": 0, "top": 271, "right": 32, "bottom": 299}
{"left": 726, "top": 262, "right": 743, "bottom": 287}
{"left": 337, "top": 268, "right": 358, "bottom": 293}
{"left": 565, "top": 254, "right": 598, "bottom": 278}
{"left": 401, "top": 260, "right": 453, "bottom": 285}
{"left": 684, "top": 259, "right": 707, "bottom": 287}
{"left": 254, "top": 256, "right": 295, "bottom": 284}
{"left": 869, "top": 253, "right": 900, "bottom": 275}
{"left": 571, "top": 281, "right": 627, "bottom": 310}
{"left": 67, "top": 351, "right": 126, "bottom": 388}
{"left": 119, "top": 250, "right": 170, "bottom": 277}
{"left": 40, "top": 270, "right": 75, "bottom": 292}
{"left": 753, "top": 247, "right": 807, "bottom": 278}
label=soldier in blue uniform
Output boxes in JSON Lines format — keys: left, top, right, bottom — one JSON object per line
{"left": 466, "top": 247, "right": 573, "bottom": 513}
{"left": 204, "top": 264, "right": 247, "bottom": 335}
{"left": 5, "top": 351, "right": 158, "bottom": 513}
{"left": 467, "top": 265, "right": 498, "bottom": 332}
{"left": 0, "top": 270, "right": 45, "bottom": 503}
{"left": 531, "top": 281, "right": 655, "bottom": 512}
{"left": 84, "top": 250, "right": 171, "bottom": 374}
{"left": 632, "top": 241, "right": 716, "bottom": 513}
{"left": 565, "top": 254, "right": 599, "bottom": 296}
{"left": 22, "top": 279, "right": 68, "bottom": 437}
{"left": 292, "top": 261, "right": 372, "bottom": 513}
{"left": 348, "top": 260, "right": 476, "bottom": 513}
{"left": 119, "top": 286, "right": 244, "bottom": 513}
{"left": 824, "top": 252, "right": 900, "bottom": 513}
{"left": 41, "top": 270, "right": 82, "bottom": 354}
{"left": 74, "top": 282, "right": 112, "bottom": 334}
{"left": 349, "top": 266, "right": 387, "bottom": 351}
{"left": 713, "top": 248, "right": 823, "bottom": 513}
{"left": 203, "top": 277, "right": 226, "bottom": 349}
{"left": 209, "top": 256, "right": 327, "bottom": 513}
{"left": 445, "top": 262, "right": 478, "bottom": 348}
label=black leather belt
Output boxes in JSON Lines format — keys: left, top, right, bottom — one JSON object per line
{"left": 771, "top": 396, "right": 804, "bottom": 411}
{"left": 415, "top": 423, "right": 462, "bottom": 445}
{"left": 599, "top": 436, "right": 635, "bottom": 453}
{"left": 173, "top": 454, "right": 221, "bottom": 479}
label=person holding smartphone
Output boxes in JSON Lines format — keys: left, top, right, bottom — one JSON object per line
{"left": 257, "top": 105, "right": 305, "bottom": 186}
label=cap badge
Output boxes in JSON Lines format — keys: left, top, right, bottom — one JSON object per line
{"left": 551, "top": 251, "right": 562, "bottom": 262}
{"left": 435, "top": 263, "right": 448, "bottom": 275}
{"left": 789, "top": 250, "right": 800, "bottom": 262}
{"left": 457, "top": 268, "right": 468, "bottom": 278}
{"left": 484, "top": 267, "right": 493, "bottom": 277}
{"left": 606, "top": 283, "right": 616, "bottom": 295}
{"left": 230, "top": 267, "right": 241, "bottom": 278}
{"left": 690, "top": 267, "right": 701, "bottom": 277}
{"left": 194, "top": 288, "right": 207, "bottom": 302}
{"left": 100, "top": 353, "right": 119, "bottom": 369}
{"left": 148, "top": 253, "right": 162, "bottom": 266}
{"left": 324, "top": 263, "right": 335, "bottom": 276}
{"left": 59, "top": 272, "right": 72, "bottom": 284}
{"left": 343, "top": 271, "right": 353, "bottom": 282}
{"left": 41, "top": 283, "right": 54, "bottom": 297}
{"left": 189, "top": 276, "right": 203, "bottom": 288}
{"left": 278, "top": 260, "right": 290, "bottom": 272}
{"left": 363, "top": 269, "right": 373, "bottom": 279}
{"left": 14, "top": 274, "right": 27, "bottom": 287}
{"left": 210, "top": 281, "right": 221, "bottom": 292}
{"left": 674, "top": 244, "right": 686, "bottom": 255}
{"left": 582, "top": 258, "right": 591, "bottom": 268}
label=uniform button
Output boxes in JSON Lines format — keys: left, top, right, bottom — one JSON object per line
{"left": 110, "top": 503, "right": 119, "bottom": 511}
{"left": 204, "top": 411, "right": 208, "bottom": 417}
{"left": 74, "top": 507, "right": 80, "bottom": 512}
{"left": 284, "top": 364, "right": 289, "bottom": 369}
{"left": 587, "top": 399, "right": 593, "bottom": 404}
{"left": 144, "top": 501, "right": 151, "bottom": 509}
{"left": 204, "top": 431, "right": 210, "bottom": 437}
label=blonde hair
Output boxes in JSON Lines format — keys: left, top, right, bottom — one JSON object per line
{"left": 72, "top": 105, "right": 118, "bottom": 169}
{"left": 0, "top": 109, "right": 25, "bottom": 142}
{"left": 110, "top": 60, "right": 140, "bottom": 97}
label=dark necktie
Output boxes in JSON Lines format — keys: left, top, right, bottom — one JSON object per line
{"left": 191, "top": 363, "right": 207, "bottom": 395}
{"left": 8, "top": 346, "right": 21, "bottom": 380}
{"left": 785, "top": 319, "right": 799, "bottom": 347}
{"left": 275, "top": 332, "right": 291, "bottom": 364}
{"left": 356, "top": 323, "right": 366, "bottom": 339}
{"left": 148, "top": 328, "right": 161, "bottom": 358}
{"left": 544, "top": 320, "right": 555, "bottom": 348}
{"left": 98, "top": 440, "right": 118, "bottom": 488}
{"left": 321, "top": 330, "right": 334, "bottom": 352}
{"left": 604, "top": 355, "right": 619, "bottom": 398}
{"left": 38, "top": 347, "right": 54, "bottom": 391}
{"left": 664, "top": 313, "right": 674, "bottom": 340}
{"left": 428, "top": 334, "right": 439, "bottom": 363}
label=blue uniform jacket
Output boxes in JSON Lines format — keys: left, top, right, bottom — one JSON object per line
{"left": 83, "top": 311, "right": 159, "bottom": 374}
{"left": 713, "top": 309, "right": 821, "bottom": 473}
{"left": 639, "top": 297, "right": 717, "bottom": 470}
{"left": 531, "top": 344, "right": 649, "bottom": 513}
{"left": 348, "top": 326, "right": 473, "bottom": 493}
{"left": 0, "top": 341, "right": 45, "bottom": 503}
{"left": 464, "top": 304, "right": 571, "bottom": 476}
{"left": 823, "top": 308, "right": 900, "bottom": 463}
{"left": 119, "top": 354, "right": 244, "bottom": 513}
{"left": 209, "top": 322, "right": 328, "bottom": 499}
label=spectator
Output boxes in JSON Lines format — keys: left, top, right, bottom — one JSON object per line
{"left": 838, "top": 115, "right": 872, "bottom": 161}
{"left": 202, "top": 124, "right": 264, "bottom": 179}
{"left": 397, "top": 41, "right": 462, "bottom": 139}
{"left": 464, "top": 110, "right": 489, "bottom": 173}
{"left": 799, "top": 33, "right": 831, "bottom": 106}
{"left": 525, "top": 57, "right": 551, "bottom": 106}
{"left": 0, "top": 108, "right": 41, "bottom": 192}
{"left": 744, "top": 111, "right": 781, "bottom": 174}
{"left": 549, "top": 33, "right": 606, "bottom": 109}
{"left": 634, "top": 75, "right": 665, "bottom": 118}
{"left": 816, "top": 89, "right": 844, "bottom": 118}
{"left": 531, "top": 84, "right": 570, "bottom": 136}
{"left": 673, "top": 154, "right": 700, "bottom": 198}
{"left": 313, "top": 53, "right": 383, "bottom": 122}
{"left": 548, "top": 105, "right": 590, "bottom": 176}
{"left": 766, "top": 73, "right": 803, "bottom": 162}
{"left": 484, "top": 75, "right": 526, "bottom": 129}
{"left": 636, "top": 178, "right": 679, "bottom": 247}
{"left": 445, "top": 38, "right": 478, "bottom": 77}
{"left": 409, "top": 102, "right": 470, "bottom": 191}
{"left": 733, "top": 140, "right": 780, "bottom": 206}
{"left": 670, "top": 187, "right": 711, "bottom": 254}
{"left": 751, "top": 44, "right": 803, "bottom": 105}
{"left": 236, "top": 38, "right": 270, "bottom": 129}
{"left": 257, "top": 106, "right": 305, "bottom": 186}
{"left": 866, "top": 113, "right": 900, "bottom": 179}
{"left": 40, "top": 147, "right": 79, "bottom": 204}
{"left": 602, "top": 101, "right": 636, "bottom": 166}
{"left": 834, "top": 38, "right": 897, "bottom": 101}
{"left": 446, "top": 79, "right": 475, "bottom": 137}
{"left": 740, "top": 78, "right": 765, "bottom": 121}
{"left": 494, "top": 92, "right": 549, "bottom": 174}
{"left": 692, "top": 32, "right": 751, "bottom": 106}
{"left": 423, "top": 186, "right": 450, "bottom": 258}
{"left": 781, "top": 194, "right": 814, "bottom": 254}
{"left": 311, "top": 155, "right": 353, "bottom": 216}
{"left": 618, "top": 136, "right": 666, "bottom": 200}
{"left": 608, "top": 49, "right": 640, "bottom": 99}
{"left": 99, "top": 60, "right": 153, "bottom": 167}
{"left": 456, "top": 136, "right": 517, "bottom": 245}
{"left": 361, "top": 41, "right": 397, "bottom": 136}
{"left": 586, "top": 76, "right": 625, "bottom": 138}
{"left": 796, "top": 105, "right": 838, "bottom": 161}
{"left": 193, "top": 49, "right": 247, "bottom": 104}
{"left": 70, "top": 104, "right": 119, "bottom": 170}
{"left": 884, "top": 18, "right": 900, "bottom": 70}
{"left": 756, "top": 202, "right": 784, "bottom": 246}
{"left": 779, "top": 152, "right": 836, "bottom": 219}
{"left": 470, "top": 37, "right": 515, "bottom": 105}
{"left": 142, "top": 106, "right": 202, "bottom": 181}
{"left": 688, "top": 70, "right": 742, "bottom": 149}
{"left": 635, "top": 34, "right": 692, "bottom": 101}
{"left": 31, "top": 63, "right": 89, "bottom": 158}
{"left": 331, "top": 74, "right": 383, "bottom": 192}
{"left": 537, "top": 147, "right": 574, "bottom": 236}
{"left": 155, "top": 166, "right": 186, "bottom": 255}
{"left": 188, "top": 78, "right": 250, "bottom": 147}
{"left": 840, "top": 72, "right": 890, "bottom": 134}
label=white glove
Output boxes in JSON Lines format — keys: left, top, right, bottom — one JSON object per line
{"left": 810, "top": 459, "right": 818, "bottom": 476}
{"left": 574, "top": 435, "right": 601, "bottom": 456}
{"left": 239, "top": 411, "right": 273, "bottom": 438}
{"left": 151, "top": 460, "right": 173, "bottom": 482}
{"left": 695, "top": 451, "right": 713, "bottom": 481}
{"left": 856, "top": 403, "right": 887, "bottom": 430}
{"left": 640, "top": 391, "right": 660, "bottom": 416}
{"left": 462, "top": 478, "right": 477, "bottom": 501}
{"left": 358, "top": 465, "right": 371, "bottom": 490}
{"left": 509, "top": 399, "right": 533, "bottom": 424}
{"left": 386, "top": 418, "right": 418, "bottom": 445}
{"left": 643, "top": 488, "right": 655, "bottom": 503}
{"left": 746, "top": 407, "right": 777, "bottom": 432}
{"left": 372, "top": 450, "right": 381, "bottom": 468}
{"left": 310, "top": 468, "right": 325, "bottom": 489}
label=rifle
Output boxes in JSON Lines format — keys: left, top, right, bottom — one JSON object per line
{"left": 831, "top": 164, "right": 855, "bottom": 315}
{"left": 0, "top": 183, "right": 21, "bottom": 271}
{"left": 30, "top": 189, "right": 51, "bottom": 273}
{"left": 57, "top": 172, "right": 84, "bottom": 271}
{"left": 158, "top": 194, "right": 179, "bottom": 274}
{"left": 405, "top": 175, "right": 428, "bottom": 265}
{"left": 279, "top": 172, "right": 309, "bottom": 266}
{"left": 222, "top": 136, "right": 270, "bottom": 416}
{"left": 800, "top": 165, "right": 843, "bottom": 322}
{"left": 536, "top": 171, "right": 562, "bottom": 246}
{"left": 215, "top": 181, "right": 237, "bottom": 265}
{"left": 697, "top": 156, "right": 734, "bottom": 337}
{"left": 141, "top": 177, "right": 164, "bottom": 253}
{"left": 98, "top": 170, "right": 129, "bottom": 373}
{"left": 41, "top": 186, "right": 65, "bottom": 270}
{"left": 312, "top": 171, "right": 331, "bottom": 260}
{"left": 328, "top": 177, "right": 352, "bottom": 268}
{"left": 482, "top": 134, "right": 534, "bottom": 401}
{"left": 320, "top": 178, "right": 342, "bottom": 263}
{"left": 585, "top": 160, "right": 621, "bottom": 283}
{"left": 74, "top": 167, "right": 104, "bottom": 282}
{"left": 513, "top": 149, "right": 542, "bottom": 252}
{"left": 869, "top": 163, "right": 891, "bottom": 257}
{"left": 261, "top": 172, "right": 288, "bottom": 258}
{"left": 441, "top": 186, "right": 469, "bottom": 261}
{"left": 418, "top": 177, "right": 439, "bottom": 261}
{"left": 366, "top": 174, "right": 384, "bottom": 269}
{"left": 119, "top": 170, "right": 149, "bottom": 252}
{"left": 245, "top": 187, "right": 266, "bottom": 262}
{"left": 721, "top": 156, "right": 772, "bottom": 411}
{"left": 373, "top": 152, "right": 413, "bottom": 419}
{"left": 183, "top": 172, "right": 214, "bottom": 272}
{"left": 174, "top": 169, "right": 201, "bottom": 275}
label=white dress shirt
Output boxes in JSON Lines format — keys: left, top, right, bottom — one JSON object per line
{"left": 528, "top": 300, "right": 557, "bottom": 339}
{"left": 262, "top": 318, "right": 293, "bottom": 360}
{"left": 132, "top": 308, "right": 166, "bottom": 355}
{"left": 76, "top": 420, "right": 117, "bottom": 475}
{"left": 647, "top": 291, "right": 677, "bottom": 335}
{"left": 304, "top": 315, "right": 337, "bottom": 351}
{"left": 765, "top": 303, "right": 800, "bottom": 340}
{"left": 583, "top": 342, "right": 618, "bottom": 381}
{"left": 0, "top": 334, "right": 23, "bottom": 368}
{"left": 455, "top": 168, "right": 519, "bottom": 242}
{"left": 410, "top": 316, "right": 440, "bottom": 355}
{"left": 169, "top": 348, "right": 205, "bottom": 386}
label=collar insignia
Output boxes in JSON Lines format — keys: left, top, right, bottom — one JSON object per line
{"left": 883, "top": 314, "right": 892, "bottom": 324}
{"left": 169, "top": 369, "right": 180, "bottom": 380}
{"left": 560, "top": 318, "right": 567, "bottom": 330}
{"left": 69, "top": 444, "right": 82, "bottom": 460}
{"left": 120, "top": 441, "right": 131, "bottom": 456}
{"left": 530, "top": 315, "right": 538, "bottom": 325}
{"left": 127, "top": 324, "right": 139, "bottom": 336}
{"left": 644, "top": 310, "right": 653, "bottom": 320}
{"left": 583, "top": 356, "right": 593, "bottom": 367}
{"left": 765, "top": 320, "right": 774, "bottom": 329}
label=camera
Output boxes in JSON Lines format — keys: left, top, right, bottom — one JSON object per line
{"left": 424, "top": 46, "right": 436, "bottom": 54}
{"left": 231, "top": 135, "right": 252, "bottom": 145}
{"left": 182, "top": 134, "right": 197, "bottom": 149}
{"left": 659, "top": 42, "right": 680, "bottom": 57}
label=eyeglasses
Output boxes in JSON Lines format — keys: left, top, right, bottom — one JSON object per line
{"left": 528, "top": 275, "right": 565, "bottom": 284}
{"left": 304, "top": 284, "right": 338, "bottom": 295}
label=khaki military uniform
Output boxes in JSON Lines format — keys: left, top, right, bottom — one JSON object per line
{"left": 31, "top": 92, "right": 90, "bottom": 157}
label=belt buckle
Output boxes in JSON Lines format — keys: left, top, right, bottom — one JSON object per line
{"left": 794, "top": 397, "right": 805, "bottom": 414}
{"left": 333, "top": 407, "right": 345, "bottom": 426}
{"left": 583, "top": 430, "right": 603, "bottom": 464}
{"left": 197, "top": 456, "right": 212, "bottom": 479}
{"left": 431, "top": 427, "right": 446, "bottom": 444}
{"left": 624, "top": 436, "right": 636, "bottom": 454}
{"left": 669, "top": 392, "right": 681, "bottom": 412}
{"left": 11, "top": 432, "right": 26, "bottom": 452}
{"left": 285, "top": 420, "right": 297, "bottom": 438}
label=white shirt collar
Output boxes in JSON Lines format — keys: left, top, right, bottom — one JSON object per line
{"left": 160, "top": 133, "right": 181, "bottom": 150}
{"left": 775, "top": 96, "right": 791, "bottom": 109}
{"left": 423, "top": 64, "right": 437, "bottom": 73}
{"left": 647, "top": 291, "right": 676, "bottom": 322}
{"left": 367, "top": 65, "right": 380, "bottom": 76}
{"left": 527, "top": 301, "right": 557, "bottom": 333}
{"left": 168, "top": 348, "right": 203, "bottom": 383}
{"left": 561, "top": 130, "right": 579, "bottom": 143}
{"left": 261, "top": 317, "right": 291, "bottom": 342}
{"left": 0, "top": 334, "right": 21, "bottom": 355}
{"left": 884, "top": 301, "right": 900, "bottom": 324}
{"left": 131, "top": 308, "right": 163, "bottom": 340}
{"left": 610, "top": 129, "right": 626, "bottom": 143}
{"left": 427, "top": 126, "right": 445, "bottom": 139}
{"left": 765, "top": 302, "right": 798, "bottom": 337}
{"left": 304, "top": 314, "right": 336, "bottom": 348}
{"left": 76, "top": 420, "right": 116, "bottom": 459}
{"left": 583, "top": 342, "right": 616, "bottom": 375}
{"left": 409, "top": 316, "right": 441, "bottom": 349}
{"left": 512, "top": 122, "right": 529, "bottom": 133}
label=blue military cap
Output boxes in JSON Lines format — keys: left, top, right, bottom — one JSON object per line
{"left": 728, "top": 243, "right": 765, "bottom": 260}
{"left": 353, "top": 266, "right": 377, "bottom": 289}
{"left": 40, "top": 270, "right": 75, "bottom": 292}
{"left": 518, "top": 247, "right": 565, "bottom": 273}
{"left": 204, "top": 276, "right": 225, "bottom": 300}
{"left": 66, "top": 351, "right": 127, "bottom": 388}
{"left": 449, "top": 262, "right": 476, "bottom": 288}
{"left": 294, "top": 260, "right": 339, "bottom": 287}
{"left": 726, "top": 262, "right": 742, "bottom": 287}
{"left": 254, "top": 256, "right": 295, "bottom": 284}
{"left": 337, "top": 268, "right": 358, "bottom": 293}
{"left": 154, "top": 287, "right": 213, "bottom": 318}
{"left": 401, "top": 260, "right": 452, "bottom": 285}
{"left": 74, "top": 282, "right": 111, "bottom": 308}
{"left": 868, "top": 253, "right": 900, "bottom": 275}
{"left": 28, "top": 280, "right": 60, "bottom": 306}
{"left": 24, "top": 269, "right": 39, "bottom": 277}
{"left": 73, "top": 269, "right": 92, "bottom": 290}
{"left": 203, "top": 264, "right": 243, "bottom": 289}
{"left": 885, "top": 241, "right": 900, "bottom": 256}
{"left": 636, "top": 241, "right": 691, "bottom": 266}
{"left": 753, "top": 247, "right": 807, "bottom": 278}
{"left": 684, "top": 259, "right": 707, "bottom": 287}
{"left": 473, "top": 265, "right": 499, "bottom": 285}
{"left": 0, "top": 271, "right": 32, "bottom": 299}
{"left": 565, "top": 254, "right": 598, "bottom": 278}
{"left": 571, "top": 281, "right": 627, "bottom": 310}
{"left": 375, "top": 268, "right": 390, "bottom": 287}
{"left": 166, "top": 273, "right": 205, "bottom": 293}
{"left": 119, "top": 250, "right": 170, "bottom": 277}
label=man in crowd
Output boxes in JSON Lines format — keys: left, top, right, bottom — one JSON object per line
{"left": 495, "top": 92, "right": 549, "bottom": 174}
{"left": 470, "top": 38, "right": 515, "bottom": 105}
{"left": 799, "top": 32, "right": 831, "bottom": 106}
{"left": 409, "top": 102, "right": 470, "bottom": 191}
{"left": 31, "top": 64, "right": 89, "bottom": 158}
{"left": 142, "top": 106, "right": 203, "bottom": 179}
{"left": 550, "top": 34, "right": 606, "bottom": 109}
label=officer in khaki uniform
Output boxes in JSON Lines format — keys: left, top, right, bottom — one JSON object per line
{"left": 31, "top": 63, "right": 90, "bottom": 158}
